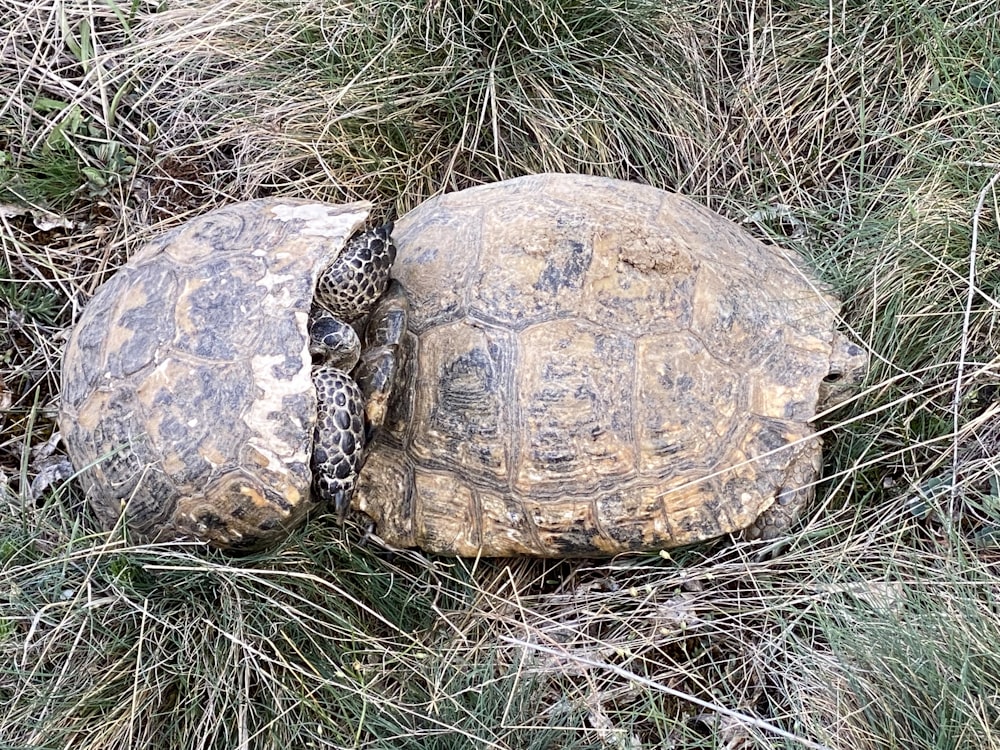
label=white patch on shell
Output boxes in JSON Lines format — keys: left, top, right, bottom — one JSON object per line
{"left": 269, "top": 203, "right": 369, "bottom": 240}
{"left": 237, "top": 201, "right": 370, "bottom": 498}
{"left": 253, "top": 262, "right": 300, "bottom": 307}
{"left": 245, "top": 349, "right": 312, "bottom": 473}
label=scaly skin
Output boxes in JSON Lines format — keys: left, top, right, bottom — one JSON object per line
{"left": 309, "top": 223, "right": 399, "bottom": 514}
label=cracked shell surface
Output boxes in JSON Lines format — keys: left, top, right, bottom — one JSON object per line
{"left": 59, "top": 199, "right": 371, "bottom": 550}
{"left": 353, "top": 174, "right": 863, "bottom": 557}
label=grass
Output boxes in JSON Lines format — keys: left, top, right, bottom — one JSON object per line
{"left": 2, "top": 0, "right": 1000, "bottom": 747}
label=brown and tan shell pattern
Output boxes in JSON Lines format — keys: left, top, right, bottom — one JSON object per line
{"left": 353, "top": 174, "right": 864, "bottom": 557}
{"left": 60, "top": 199, "right": 371, "bottom": 551}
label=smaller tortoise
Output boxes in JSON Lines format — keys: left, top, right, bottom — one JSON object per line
{"left": 59, "top": 199, "right": 404, "bottom": 551}
{"left": 352, "top": 174, "right": 867, "bottom": 557}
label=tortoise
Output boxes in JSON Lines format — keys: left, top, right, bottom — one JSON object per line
{"left": 350, "top": 174, "right": 867, "bottom": 557}
{"left": 59, "top": 199, "right": 404, "bottom": 551}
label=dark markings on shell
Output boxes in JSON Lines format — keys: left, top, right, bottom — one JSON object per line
{"left": 142, "top": 361, "right": 254, "bottom": 489}
{"left": 60, "top": 271, "right": 133, "bottom": 407}
{"left": 260, "top": 316, "right": 307, "bottom": 379}
{"left": 533, "top": 239, "right": 591, "bottom": 295}
{"left": 109, "top": 267, "right": 180, "bottom": 378}
{"left": 267, "top": 392, "right": 312, "bottom": 452}
{"left": 439, "top": 346, "right": 501, "bottom": 417}
{"left": 174, "top": 258, "right": 266, "bottom": 361}
{"left": 420, "top": 323, "right": 511, "bottom": 478}
{"left": 754, "top": 421, "right": 793, "bottom": 452}
{"left": 191, "top": 209, "right": 249, "bottom": 253}
{"left": 123, "top": 471, "right": 180, "bottom": 530}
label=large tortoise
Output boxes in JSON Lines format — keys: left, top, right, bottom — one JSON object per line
{"left": 351, "top": 174, "right": 866, "bottom": 557}
{"left": 59, "top": 199, "right": 402, "bottom": 551}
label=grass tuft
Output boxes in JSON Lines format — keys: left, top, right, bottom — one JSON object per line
{"left": 124, "top": 0, "right": 719, "bottom": 205}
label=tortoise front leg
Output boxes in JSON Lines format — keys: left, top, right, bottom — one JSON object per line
{"left": 354, "top": 279, "right": 410, "bottom": 442}
{"left": 314, "top": 222, "right": 396, "bottom": 322}
{"left": 311, "top": 365, "right": 366, "bottom": 518}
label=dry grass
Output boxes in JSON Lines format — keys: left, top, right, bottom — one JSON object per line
{"left": 3, "top": 0, "right": 1000, "bottom": 747}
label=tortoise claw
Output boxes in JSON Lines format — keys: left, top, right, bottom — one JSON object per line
{"left": 331, "top": 489, "right": 350, "bottom": 523}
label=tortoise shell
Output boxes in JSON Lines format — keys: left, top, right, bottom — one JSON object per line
{"left": 59, "top": 199, "right": 372, "bottom": 551}
{"left": 353, "top": 174, "right": 865, "bottom": 557}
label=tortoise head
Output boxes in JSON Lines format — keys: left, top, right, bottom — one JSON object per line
{"left": 817, "top": 332, "right": 868, "bottom": 411}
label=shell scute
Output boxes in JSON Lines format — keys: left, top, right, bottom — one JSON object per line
{"left": 105, "top": 265, "right": 179, "bottom": 379}
{"left": 634, "top": 331, "right": 746, "bottom": 477}
{"left": 585, "top": 227, "right": 696, "bottom": 337}
{"left": 409, "top": 320, "right": 514, "bottom": 483}
{"left": 474, "top": 488, "right": 538, "bottom": 556}
{"left": 135, "top": 357, "right": 255, "bottom": 488}
{"left": 158, "top": 203, "right": 275, "bottom": 264}
{"left": 411, "top": 470, "right": 480, "bottom": 553}
{"left": 514, "top": 318, "right": 636, "bottom": 495}
{"left": 171, "top": 256, "right": 266, "bottom": 362}
{"left": 61, "top": 268, "right": 136, "bottom": 406}
{"left": 390, "top": 207, "right": 482, "bottom": 335}
{"left": 256, "top": 314, "right": 310, "bottom": 379}
{"left": 353, "top": 447, "right": 414, "bottom": 544}
{"left": 469, "top": 199, "right": 600, "bottom": 329}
